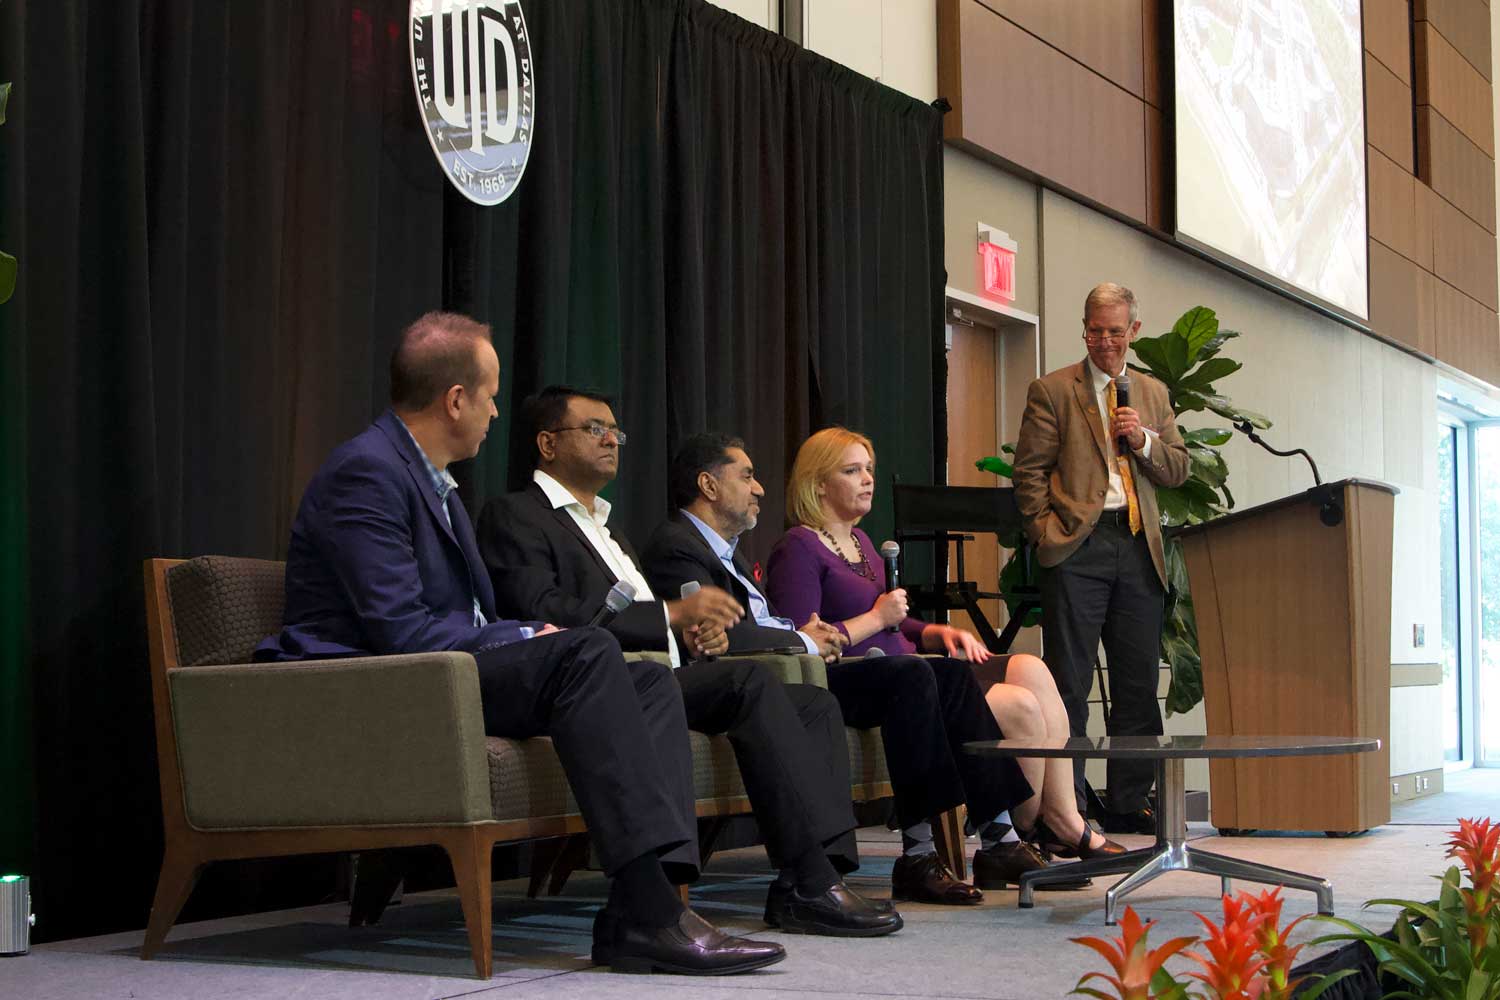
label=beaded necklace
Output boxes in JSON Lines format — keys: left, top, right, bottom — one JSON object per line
{"left": 818, "top": 526, "right": 873, "bottom": 580}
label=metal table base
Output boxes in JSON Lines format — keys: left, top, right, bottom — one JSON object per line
{"left": 1017, "top": 758, "right": 1334, "bottom": 924}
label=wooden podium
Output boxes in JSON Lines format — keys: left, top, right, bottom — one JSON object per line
{"left": 1174, "top": 479, "right": 1396, "bottom": 833}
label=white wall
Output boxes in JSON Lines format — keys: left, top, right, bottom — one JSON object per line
{"left": 704, "top": 0, "right": 778, "bottom": 31}
{"left": 803, "top": 0, "right": 938, "bottom": 102}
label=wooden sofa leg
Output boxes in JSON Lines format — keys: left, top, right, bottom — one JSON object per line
{"left": 444, "top": 829, "right": 494, "bottom": 980}
{"left": 933, "top": 806, "right": 969, "bottom": 881}
{"left": 141, "top": 849, "right": 204, "bottom": 959}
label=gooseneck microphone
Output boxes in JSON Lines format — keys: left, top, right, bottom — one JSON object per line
{"left": 588, "top": 580, "right": 636, "bottom": 627}
{"left": 879, "top": 540, "right": 901, "bottom": 634}
{"left": 1113, "top": 372, "right": 1132, "bottom": 456}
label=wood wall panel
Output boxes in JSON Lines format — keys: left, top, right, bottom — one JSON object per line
{"left": 1369, "top": 147, "right": 1419, "bottom": 261}
{"left": 1415, "top": 22, "right": 1495, "bottom": 156}
{"left": 1434, "top": 279, "right": 1500, "bottom": 384}
{"left": 1417, "top": 108, "right": 1497, "bottom": 231}
{"left": 1365, "top": 0, "right": 1412, "bottom": 85}
{"left": 1431, "top": 193, "right": 1500, "bottom": 308}
{"left": 1369, "top": 239, "right": 1435, "bottom": 354}
{"left": 972, "top": 0, "right": 1146, "bottom": 100}
{"left": 1141, "top": 0, "right": 1162, "bottom": 108}
{"left": 1367, "top": 53, "right": 1417, "bottom": 170}
{"left": 1414, "top": 179, "right": 1438, "bottom": 270}
{"left": 1415, "top": 0, "right": 1491, "bottom": 81}
{"left": 950, "top": 0, "right": 1147, "bottom": 221}
{"left": 1145, "top": 105, "right": 1164, "bottom": 231}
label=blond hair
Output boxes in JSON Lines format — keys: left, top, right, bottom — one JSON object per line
{"left": 1083, "top": 282, "right": 1138, "bottom": 324}
{"left": 786, "top": 426, "right": 876, "bottom": 529}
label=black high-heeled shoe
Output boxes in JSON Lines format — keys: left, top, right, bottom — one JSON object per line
{"left": 1034, "top": 817, "right": 1127, "bottom": 860}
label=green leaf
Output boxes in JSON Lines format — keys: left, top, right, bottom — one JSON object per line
{"left": 1177, "top": 357, "right": 1243, "bottom": 392}
{"left": 1163, "top": 328, "right": 1192, "bottom": 382}
{"left": 0, "top": 82, "right": 10, "bottom": 126}
{"left": 1182, "top": 426, "right": 1233, "bottom": 446}
{"left": 1173, "top": 390, "right": 1210, "bottom": 415}
{"left": 1297, "top": 969, "right": 1363, "bottom": 1000}
{"left": 1204, "top": 396, "right": 1273, "bottom": 429}
{"left": 1197, "top": 328, "right": 1241, "bottom": 360}
{"left": 0, "top": 250, "right": 14, "bottom": 305}
{"left": 1129, "top": 335, "right": 1171, "bottom": 379}
{"left": 1171, "top": 305, "right": 1220, "bottom": 356}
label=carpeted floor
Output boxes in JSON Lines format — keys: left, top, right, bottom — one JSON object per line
{"left": 0, "top": 823, "right": 1467, "bottom": 1000}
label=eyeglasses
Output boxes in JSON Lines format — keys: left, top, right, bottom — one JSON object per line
{"left": 1082, "top": 332, "right": 1130, "bottom": 345}
{"left": 547, "top": 421, "right": 628, "bottom": 446}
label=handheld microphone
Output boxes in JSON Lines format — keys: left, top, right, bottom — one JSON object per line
{"left": 1113, "top": 373, "right": 1132, "bottom": 456}
{"left": 587, "top": 580, "right": 636, "bottom": 627}
{"left": 678, "top": 580, "right": 715, "bottom": 661}
{"left": 879, "top": 540, "right": 901, "bottom": 634}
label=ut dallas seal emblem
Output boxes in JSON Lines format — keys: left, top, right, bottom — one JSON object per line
{"left": 410, "top": 0, "right": 534, "bottom": 206}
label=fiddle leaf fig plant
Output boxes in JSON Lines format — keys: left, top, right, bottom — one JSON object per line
{"left": 1128, "top": 305, "right": 1266, "bottom": 715}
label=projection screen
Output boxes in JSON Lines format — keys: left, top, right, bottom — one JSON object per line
{"left": 1174, "top": 0, "right": 1369, "bottom": 322}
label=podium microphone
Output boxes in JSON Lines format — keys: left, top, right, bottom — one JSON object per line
{"left": 1113, "top": 372, "right": 1132, "bottom": 455}
{"left": 879, "top": 540, "right": 901, "bottom": 634}
{"left": 588, "top": 580, "right": 636, "bottom": 627}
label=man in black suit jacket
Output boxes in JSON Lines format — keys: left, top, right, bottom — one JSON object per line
{"left": 476, "top": 386, "right": 900, "bottom": 938}
{"left": 639, "top": 434, "right": 846, "bottom": 660}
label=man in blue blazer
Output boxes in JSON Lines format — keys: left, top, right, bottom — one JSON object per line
{"left": 256, "top": 312, "right": 783, "bottom": 976}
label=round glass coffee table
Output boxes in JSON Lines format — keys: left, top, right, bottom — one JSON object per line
{"left": 964, "top": 735, "right": 1380, "bottom": 924}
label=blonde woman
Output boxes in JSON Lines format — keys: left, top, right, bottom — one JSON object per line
{"left": 766, "top": 427, "right": 1123, "bottom": 897}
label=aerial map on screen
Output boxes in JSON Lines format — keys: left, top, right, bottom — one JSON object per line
{"left": 1175, "top": 0, "right": 1368, "bottom": 320}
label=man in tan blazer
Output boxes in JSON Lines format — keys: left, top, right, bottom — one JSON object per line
{"left": 1012, "top": 283, "right": 1189, "bottom": 831}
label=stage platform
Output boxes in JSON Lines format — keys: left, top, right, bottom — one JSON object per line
{"left": 1, "top": 823, "right": 1464, "bottom": 1000}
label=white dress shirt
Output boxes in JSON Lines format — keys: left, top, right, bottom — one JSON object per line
{"left": 532, "top": 469, "right": 679, "bottom": 668}
{"left": 1085, "top": 358, "right": 1155, "bottom": 511}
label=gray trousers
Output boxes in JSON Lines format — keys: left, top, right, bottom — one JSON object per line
{"left": 1040, "top": 515, "right": 1165, "bottom": 814}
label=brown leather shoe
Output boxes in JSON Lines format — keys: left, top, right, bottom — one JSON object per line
{"left": 972, "top": 841, "right": 1092, "bottom": 891}
{"left": 593, "top": 907, "right": 786, "bottom": 975}
{"left": 890, "top": 852, "right": 983, "bottom": 905}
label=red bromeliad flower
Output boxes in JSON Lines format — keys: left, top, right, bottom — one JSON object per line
{"left": 1240, "top": 889, "right": 1313, "bottom": 1000}
{"left": 1447, "top": 817, "right": 1500, "bottom": 956}
{"left": 1184, "top": 894, "right": 1270, "bottom": 1000}
{"left": 1071, "top": 906, "right": 1196, "bottom": 1000}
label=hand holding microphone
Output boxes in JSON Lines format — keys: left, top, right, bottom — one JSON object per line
{"left": 878, "top": 540, "right": 903, "bottom": 633}
{"left": 1111, "top": 373, "right": 1145, "bottom": 454}
{"left": 679, "top": 581, "right": 729, "bottom": 659}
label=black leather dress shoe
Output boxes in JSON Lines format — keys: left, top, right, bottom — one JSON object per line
{"left": 592, "top": 907, "right": 786, "bottom": 975}
{"left": 972, "top": 841, "right": 1092, "bottom": 891}
{"left": 764, "top": 880, "right": 894, "bottom": 926}
{"left": 891, "top": 852, "right": 983, "bottom": 905}
{"left": 776, "top": 881, "right": 904, "bottom": 936}
{"left": 1100, "top": 805, "right": 1157, "bottom": 835}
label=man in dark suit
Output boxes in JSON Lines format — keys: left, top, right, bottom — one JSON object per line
{"left": 1012, "top": 283, "right": 1191, "bottom": 832}
{"left": 639, "top": 434, "right": 845, "bottom": 661}
{"left": 475, "top": 386, "right": 900, "bottom": 938}
{"left": 255, "top": 313, "right": 784, "bottom": 975}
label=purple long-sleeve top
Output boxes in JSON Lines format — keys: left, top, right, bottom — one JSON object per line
{"left": 765, "top": 525, "right": 928, "bottom": 657}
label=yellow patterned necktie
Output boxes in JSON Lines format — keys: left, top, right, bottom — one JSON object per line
{"left": 1105, "top": 378, "right": 1143, "bottom": 535}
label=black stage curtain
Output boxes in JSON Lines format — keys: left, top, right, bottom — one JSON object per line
{"left": 0, "top": 0, "right": 945, "bottom": 940}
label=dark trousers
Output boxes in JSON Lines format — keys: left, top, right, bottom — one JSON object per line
{"left": 474, "top": 627, "right": 699, "bottom": 881}
{"left": 826, "top": 655, "right": 1031, "bottom": 830}
{"left": 676, "top": 659, "right": 860, "bottom": 873}
{"left": 1040, "top": 518, "right": 1165, "bottom": 814}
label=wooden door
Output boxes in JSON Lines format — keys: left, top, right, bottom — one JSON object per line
{"left": 945, "top": 321, "right": 1002, "bottom": 633}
